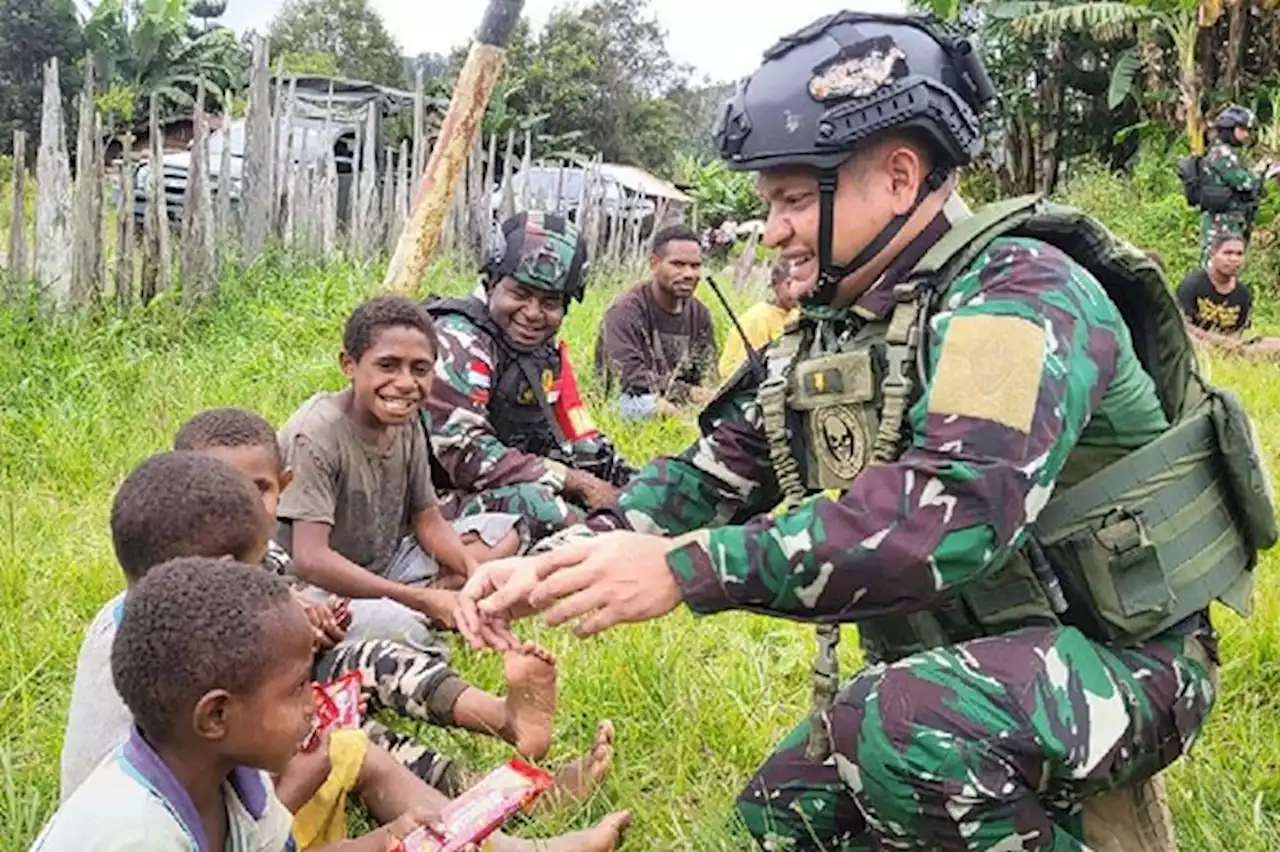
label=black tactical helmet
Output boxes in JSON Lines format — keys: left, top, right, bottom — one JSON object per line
{"left": 481, "top": 211, "right": 590, "bottom": 307}
{"left": 713, "top": 11, "right": 997, "bottom": 305}
{"left": 1216, "top": 105, "right": 1256, "bottom": 132}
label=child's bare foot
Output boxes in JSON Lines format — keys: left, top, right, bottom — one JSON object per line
{"left": 535, "top": 720, "right": 614, "bottom": 812}
{"left": 501, "top": 641, "right": 557, "bottom": 761}
{"left": 495, "top": 810, "right": 632, "bottom": 852}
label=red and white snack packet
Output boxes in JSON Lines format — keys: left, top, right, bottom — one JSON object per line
{"left": 396, "top": 759, "right": 554, "bottom": 852}
{"left": 301, "top": 672, "right": 364, "bottom": 752}
{"left": 325, "top": 671, "right": 362, "bottom": 728}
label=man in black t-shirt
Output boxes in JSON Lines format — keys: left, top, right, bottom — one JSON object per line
{"left": 1176, "top": 233, "right": 1280, "bottom": 359}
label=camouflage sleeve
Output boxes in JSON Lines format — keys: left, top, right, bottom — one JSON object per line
{"left": 1206, "top": 146, "right": 1260, "bottom": 193}
{"left": 667, "top": 237, "right": 1127, "bottom": 622}
{"left": 584, "top": 366, "right": 782, "bottom": 534}
{"left": 424, "top": 315, "right": 567, "bottom": 493}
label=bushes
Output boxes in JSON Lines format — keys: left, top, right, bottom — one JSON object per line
{"left": 1052, "top": 139, "right": 1280, "bottom": 327}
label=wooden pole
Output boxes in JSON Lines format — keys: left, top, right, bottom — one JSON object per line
{"left": 9, "top": 130, "right": 27, "bottom": 292}
{"left": 382, "top": 0, "right": 525, "bottom": 294}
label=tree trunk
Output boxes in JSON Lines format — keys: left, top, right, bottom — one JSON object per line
{"left": 1034, "top": 41, "right": 1065, "bottom": 195}
{"left": 1139, "top": 33, "right": 1173, "bottom": 125}
{"left": 1223, "top": 0, "right": 1246, "bottom": 93}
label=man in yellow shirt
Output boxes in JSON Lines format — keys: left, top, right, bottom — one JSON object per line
{"left": 719, "top": 260, "right": 800, "bottom": 376}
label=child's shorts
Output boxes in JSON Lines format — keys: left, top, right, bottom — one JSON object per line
{"left": 297, "top": 512, "right": 524, "bottom": 650}
{"left": 290, "top": 728, "right": 369, "bottom": 851}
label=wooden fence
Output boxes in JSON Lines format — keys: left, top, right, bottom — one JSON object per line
{"left": 4, "top": 35, "right": 694, "bottom": 313}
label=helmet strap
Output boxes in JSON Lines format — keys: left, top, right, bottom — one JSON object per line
{"left": 810, "top": 164, "right": 951, "bottom": 307}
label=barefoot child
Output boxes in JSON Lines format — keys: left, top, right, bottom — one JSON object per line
{"left": 174, "top": 406, "right": 614, "bottom": 800}
{"left": 275, "top": 295, "right": 525, "bottom": 647}
{"left": 54, "top": 454, "right": 629, "bottom": 850}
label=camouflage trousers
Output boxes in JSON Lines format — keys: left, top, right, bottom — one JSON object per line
{"left": 1200, "top": 210, "right": 1250, "bottom": 263}
{"left": 314, "top": 638, "right": 470, "bottom": 796}
{"left": 441, "top": 482, "right": 586, "bottom": 545}
{"left": 737, "top": 624, "right": 1218, "bottom": 851}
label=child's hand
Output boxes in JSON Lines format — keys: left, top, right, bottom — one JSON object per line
{"left": 274, "top": 732, "right": 334, "bottom": 812}
{"left": 328, "top": 595, "right": 352, "bottom": 630}
{"left": 381, "top": 805, "right": 460, "bottom": 851}
{"left": 401, "top": 587, "right": 459, "bottom": 631}
{"left": 292, "top": 589, "right": 347, "bottom": 650}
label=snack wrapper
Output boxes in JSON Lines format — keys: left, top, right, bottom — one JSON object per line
{"left": 396, "top": 759, "right": 554, "bottom": 852}
{"left": 301, "top": 671, "right": 363, "bottom": 752}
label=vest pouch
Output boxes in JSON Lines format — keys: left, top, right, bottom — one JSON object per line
{"left": 1198, "top": 182, "right": 1235, "bottom": 215}
{"left": 1035, "top": 403, "right": 1258, "bottom": 644}
{"left": 790, "top": 350, "right": 879, "bottom": 492}
{"left": 1208, "top": 388, "right": 1279, "bottom": 553}
{"left": 1050, "top": 511, "right": 1175, "bottom": 644}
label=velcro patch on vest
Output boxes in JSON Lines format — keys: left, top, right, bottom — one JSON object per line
{"left": 791, "top": 350, "right": 875, "bottom": 410}
{"left": 926, "top": 314, "right": 1045, "bottom": 434}
{"left": 803, "top": 369, "right": 844, "bottom": 396}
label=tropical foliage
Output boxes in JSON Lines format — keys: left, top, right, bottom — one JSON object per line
{"left": 83, "top": 0, "right": 245, "bottom": 118}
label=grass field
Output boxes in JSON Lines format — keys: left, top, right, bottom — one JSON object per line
{"left": 3, "top": 248, "right": 1280, "bottom": 851}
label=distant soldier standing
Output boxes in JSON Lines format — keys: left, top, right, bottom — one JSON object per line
{"left": 1198, "top": 106, "right": 1264, "bottom": 263}
{"left": 456, "top": 11, "right": 1277, "bottom": 851}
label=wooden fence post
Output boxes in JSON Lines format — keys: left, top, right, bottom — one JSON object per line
{"left": 115, "top": 134, "right": 135, "bottom": 311}
{"left": 35, "top": 57, "right": 72, "bottom": 306}
{"left": 181, "top": 79, "right": 216, "bottom": 305}
{"left": 8, "top": 130, "right": 28, "bottom": 293}
{"left": 140, "top": 96, "right": 171, "bottom": 304}
{"left": 242, "top": 34, "right": 272, "bottom": 265}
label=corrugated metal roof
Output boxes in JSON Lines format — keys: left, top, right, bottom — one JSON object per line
{"left": 596, "top": 163, "right": 692, "bottom": 203}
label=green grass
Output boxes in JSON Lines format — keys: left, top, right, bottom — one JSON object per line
{"left": 2, "top": 246, "right": 1280, "bottom": 851}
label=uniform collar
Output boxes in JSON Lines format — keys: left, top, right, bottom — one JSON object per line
{"left": 817, "top": 191, "right": 972, "bottom": 322}
{"left": 121, "top": 726, "right": 271, "bottom": 851}
{"left": 798, "top": 191, "right": 967, "bottom": 322}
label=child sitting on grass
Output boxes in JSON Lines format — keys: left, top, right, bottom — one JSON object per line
{"left": 41, "top": 556, "right": 440, "bottom": 851}
{"left": 41, "top": 557, "right": 631, "bottom": 852}
{"left": 54, "top": 453, "right": 628, "bottom": 850}
{"left": 275, "top": 295, "right": 526, "bottom": 649}
{"left": 173, "top": 407, "right": 614, "bottom": 797}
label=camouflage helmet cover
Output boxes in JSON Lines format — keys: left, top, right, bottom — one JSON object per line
{"left": 482, "top": 211, "right": 590, "bottom": 305}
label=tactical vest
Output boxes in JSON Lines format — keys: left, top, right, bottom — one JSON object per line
{"left": 424, "top": 296, "right": 569, "bottom": 482}
{"left": 761, "top": 195, "right": 1277, "bottom": 673}
{"left": 1199, "top": 143, "right": 1257, "bottom": 216}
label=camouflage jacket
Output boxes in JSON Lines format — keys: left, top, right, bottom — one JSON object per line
{"left": 576, "top": 209, "right": 1170, "bottom": 623}
{"left": 425, "top": 292, "right": 607, "bottom": 495}
{"left": 1203, "top": 141, "right": 1260, "bottom": 202}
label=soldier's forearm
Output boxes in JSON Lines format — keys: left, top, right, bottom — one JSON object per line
{"left": 439, "top": 433, "right": 567, "bottom": 492}
{"left": 664, "top": 459, "right": 1014, "bottom": 621}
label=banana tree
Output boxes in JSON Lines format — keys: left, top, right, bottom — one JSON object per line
{"left": 83, "top": 0, "right": 245, "bottom": 117}
{"left": 995, "top": 0, "right": 1212, "bottom": 153}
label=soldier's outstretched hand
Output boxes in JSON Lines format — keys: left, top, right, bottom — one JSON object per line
{"left": 522, "top": 531, "right": 684, "bottom": 638}
{"left": 454, "top": 556, "right": 541, "bottom": 652}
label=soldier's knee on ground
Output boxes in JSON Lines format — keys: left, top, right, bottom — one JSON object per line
{"left": 827, "top": 661, "right": 1046, "bottom": 844}
{"left": 734, "top": 714, "right": 871, "bottom": 850}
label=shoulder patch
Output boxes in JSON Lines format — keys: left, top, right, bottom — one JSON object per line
{"left": 926, "top": 313, "right": 1045, "bottom": 434}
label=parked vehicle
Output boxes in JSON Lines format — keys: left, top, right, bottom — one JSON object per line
{"left": 131, "top": 75, "right": 419, "bottom": 227}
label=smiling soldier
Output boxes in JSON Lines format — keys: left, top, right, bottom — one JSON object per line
{"left": 455, "top": 10, "right": 1276, "bottom": 851}
{"left": 423, "top": 212, "right": 635, "bottom": 545}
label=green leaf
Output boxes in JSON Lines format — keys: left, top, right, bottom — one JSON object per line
{"left": 1108, "top": 45, "right": 1143, "bottom": 109}
{"left": 1010, "top": 1, "right": 1152, "bottom": 42}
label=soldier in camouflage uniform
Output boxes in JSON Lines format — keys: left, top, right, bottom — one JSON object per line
{"left": 1199, "top": 106, "right": 1264, "bottom": 264}
{"left": 423, "top": 212, "right": 636, "bottom": 545}
{"left": 455, "top": 12, "right": 1276, "bottom": 851}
